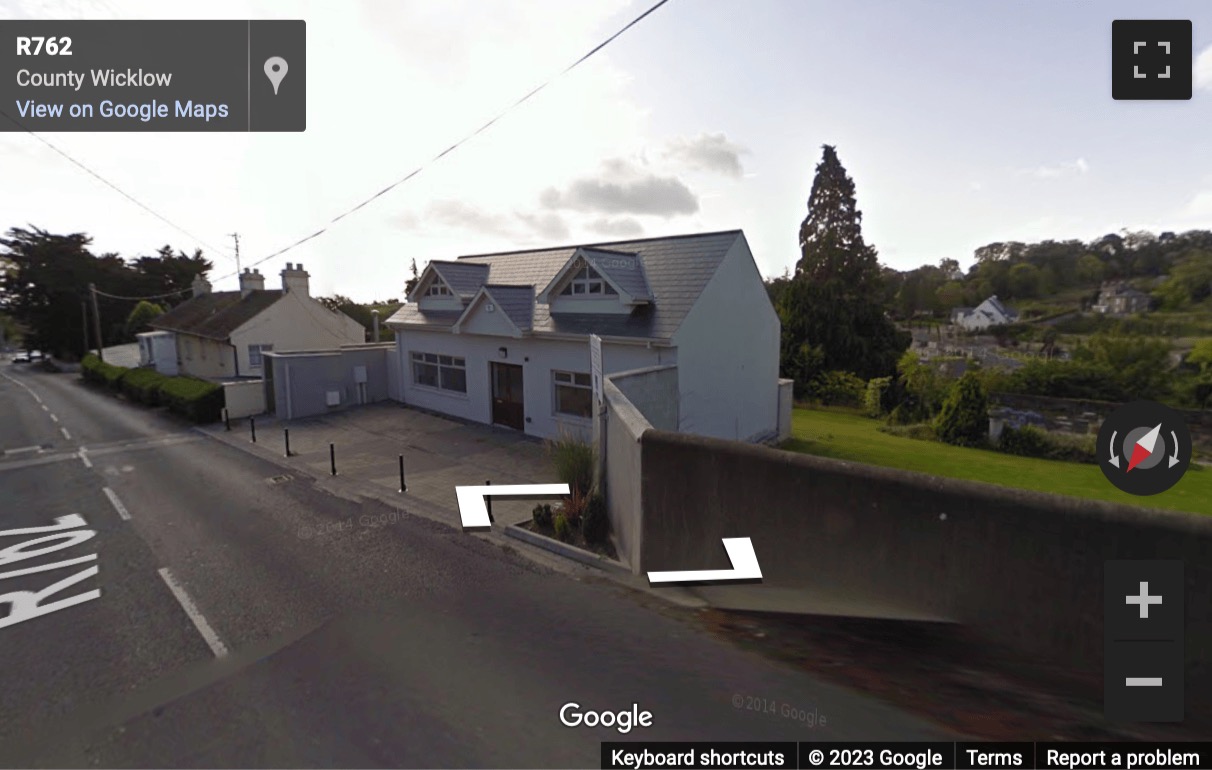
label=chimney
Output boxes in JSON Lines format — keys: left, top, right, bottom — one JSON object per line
{"left": 281, "top": 261, "right": 310, "bottom": 297}
{"left": 239, "top": 268, "right": 265, "bottom": 297}
{"left": 191, "top": 273, "right": 212, "bottom": 297}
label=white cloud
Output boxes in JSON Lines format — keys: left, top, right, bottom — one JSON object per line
{"left": 1196, "top": 44, "right": 1212, "bottom": 91}
{"left": 662, "top": 132, "right": 749, "bottom": 177}
{"left": 539, "top": 157, "right": 699, "bottom": 218}
{"left": 587, "top": 217, "right": 644, "bottom": 237}
{"left": 1020, "top": 158, "right": 1089, "bottom": 179}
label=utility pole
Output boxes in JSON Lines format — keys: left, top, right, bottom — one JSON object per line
{"left": 81, "top": 301, "right": 89, "bottom": 359}
{"left": 89, "top": 283, "right": 104, "bottom": 362}
{"left": 230, "top": 232, "right": 241, "bottom": 275}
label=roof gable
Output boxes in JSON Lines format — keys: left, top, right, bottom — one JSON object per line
{"left": 387, "top": 230, "right": 743, "bottom": 341}
{"left": 452, "top": 285, "right": 533, "bottom": 337}
{"left": 408, "top": 261, "right": 489, "bottom": 302}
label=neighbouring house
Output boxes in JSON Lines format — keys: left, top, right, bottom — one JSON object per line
{"left": 384, "top": 230, "right": 782, "bottom": 442}
{"left": 951, "top": 295, "right": 1019, "bottom": 331}
{"left": 1093, "top": 281, "right": 1152, "bottom": 316}
{"left": 137, "top": 263, "right": 365, "bottom": 380}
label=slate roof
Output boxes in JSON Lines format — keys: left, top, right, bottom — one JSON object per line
{"left": 428, "top": 261, "right": 489, "bottom": 299}
{"left": 150, "top": 290, "right": 284, "bottom": 340}
{"left": 478, "top": 285, "right": 535, "bottom": 332}
{"left": 981, "top": 295, "right": 1018, "bottom": 320}
{"left": 575, "top": 248, "right": 654, "bottom": 300}
{"left": 387, "top": 230, "right": 742, "bottom": 341}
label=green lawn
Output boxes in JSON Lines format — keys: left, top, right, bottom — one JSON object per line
{"left": 783, "top": 408, "right": 1212, "bottom": 517}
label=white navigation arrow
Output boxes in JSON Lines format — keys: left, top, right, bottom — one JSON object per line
{"left": 455, "top": 483, "right": 569, "bottom": 529}
{"left": 1108, "top": 430, "right": 1120, "bottom": 468}
{"left": 1169, "top": 430, "right": 1181, "bottom": 468}
{"left": 647, "top": 537, "right": 763, "bottom": 584}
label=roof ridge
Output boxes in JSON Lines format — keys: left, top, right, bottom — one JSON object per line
{"left": 455, "top": 229, "right": 742, "bottom": 260}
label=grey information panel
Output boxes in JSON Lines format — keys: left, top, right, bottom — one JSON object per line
{"left": 1, "top": 20, "right": 305, "bottom": 131}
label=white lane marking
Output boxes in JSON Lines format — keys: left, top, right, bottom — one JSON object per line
{"left": 60, "top": 427, "right": 71, "bottom": 440}
{"left": 3, "top": 445, "right": 42, "bottom": 456}
{"left": 41, "top": 404, "right": 49, "bottom": 412}
{"left": 157, "top": 567, "right": 229, "bottom": 657}
{"left": 102, "top": 487, "right": 131, "bottom": 521}
{"left": 79, "top": 450, "right": 93, "bottom": 469}
{"left": 49, "top": 413, "right": 58, "bottom": 423}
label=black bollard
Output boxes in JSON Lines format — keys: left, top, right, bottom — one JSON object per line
{"left": 250, "top": 416, "right": 256, "bottom": 443}
{"left": 398, "top": 454, "right": 406, "bottom": 493}
{"left": 284, "top": 428, "right": 291, "bottom": 457}
{"left": 486, "top": 479, "right": 493, "bottom": 523}
{"left": 223, "top": 407, "right": 230, "bottom": 431}
{"left": 330, "top": 443, "right": 336, "bottom": 476}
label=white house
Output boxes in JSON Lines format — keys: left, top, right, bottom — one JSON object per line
{"left": 138, "top": 263, "right": 365, "bottom": 380}
{"left": 951, "top": 295, "right": 1019, "bottom": 331}
{"left": 384, "top": 230, "right": 782, "bottom": 442}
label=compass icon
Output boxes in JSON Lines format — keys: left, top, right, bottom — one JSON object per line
{"left": 1098, "top": 400, "right": 1192, "bottom": 496}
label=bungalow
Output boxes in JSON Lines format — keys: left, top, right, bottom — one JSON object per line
{"left": 138, "top": 263, "right": 365, "bottom": 379}
{"left": 951, "top": 295, "right": 1018, "bottom": 331}
{"left": 384, "top": 230, "right": 782, "bottom": 442}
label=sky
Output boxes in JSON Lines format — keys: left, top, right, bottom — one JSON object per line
{"left": 2, "top": 0, "right": 1211, "bottom": 300}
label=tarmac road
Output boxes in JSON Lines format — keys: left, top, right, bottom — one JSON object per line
{"left": 0, "top": 364, "right": 951, "bottom": 768}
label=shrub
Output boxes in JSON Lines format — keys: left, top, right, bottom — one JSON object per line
{"left": 546, "top": 432, "right": 595, "bottom": 497}
{"left": 121, "top": 367, "right": 169, "bottom": 406}
{"left": 876, "top": 423, "right": 937, "bottom": 442}
{"left": 935, "top": 372, "right": 989, "bottom": 447}
{"left": 159, "top": 377, "right": 224, "bottom": 423}
{"left": 560, "top": 486, "right": 587, "bottom": 528}
{"left": 864, "top": 376, "right": 892, "bottom": 417}
{"left": 81, "top": 354, "right": 132, "bottom": 391}
{"left": 807, "top": 370, "right": 866, "bottom": 407}
{"left": 553, "top": 512, "right": 573, "bottom": 543}
{"left": 998, "top": 425, "right": 1098, "bottom": 464}
{"left": 582, "top": 491, "right": 609, "bottom": 546}
{"left": 532, "top": 503, "right": 553, "bottom": 530}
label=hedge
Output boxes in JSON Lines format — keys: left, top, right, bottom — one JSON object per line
{"left": 158, "top": 377, "right": 224, "bottom": 423}
{"left": 80, "top": 354, "right": 223, "bottom": 424}
{"left": 120, "top": 367, "right": 170, "bottom": 406}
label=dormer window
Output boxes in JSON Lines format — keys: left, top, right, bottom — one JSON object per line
{"left": 560, "top": 264, "right": 617, "bottom": 296}
{"left": 426, "top": 280, "right": 452, "bottom": 297}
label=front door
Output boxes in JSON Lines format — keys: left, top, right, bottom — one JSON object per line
{"left": 490, "top": 362, "right": 525, "bottom": 430}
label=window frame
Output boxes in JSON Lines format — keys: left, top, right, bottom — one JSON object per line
{"left": 425, "top": 280, "right": 453, "bottom": 297}
{"left": 552, "top": 369, "right": 593, "bottom": 419}
{"left": 411, "top": 350, "right": 467, "bottom": 394}
{"left": 559, "top": 264, "right": 617, "bottom": 297}
{"left": 248, "top": 343, "right": 273, "bottom": 369}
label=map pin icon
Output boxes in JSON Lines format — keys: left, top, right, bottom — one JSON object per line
{"left": 264, "top": 57, "right": 288, "bottom": 95}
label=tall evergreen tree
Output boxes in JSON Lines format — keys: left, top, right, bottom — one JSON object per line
{"left": 778, "top": 145, "right": 908, "bottom": 390}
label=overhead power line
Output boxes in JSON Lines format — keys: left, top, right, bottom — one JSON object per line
{"left": 0, "top": 108, "right": 236, "bottom": 263}
{"left": 216, "top": 0, "right": 674, "bottom": 282}
{"left": 91, "top": 285, "right": 195, "bottom": 302}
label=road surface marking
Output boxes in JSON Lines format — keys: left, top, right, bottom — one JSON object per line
{"left": 41, "top": 404, "right": 49, "bottom": 412}
{"left": 79, "top": 450, "right": 92, "bottom": 469}
{"left": 49, "top": 413, "right": 58, "bottom": 422}
{"left": 60, "top": 427, "right": 71, "bottom": 440}
{"left": 157, "top": 567, "right": 229, "bottom": 657}
{"left": 102, "top": 487, "right": 131, "bottom": 521}
{"left": 2, "top": 445, "right": 41, "bottom": 456}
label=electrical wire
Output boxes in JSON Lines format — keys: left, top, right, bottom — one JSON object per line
{"left": 213, "top": 0, "right": 674, "bottom": 282}
{"left": 92, "top": 286, "right": 195, "bottom": 302}
{"left": 0, "top": 108, "right": 236, "bottom": 263}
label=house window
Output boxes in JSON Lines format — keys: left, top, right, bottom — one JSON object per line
{"left": 183, "top": 338, "right": 194, "bottom": 360}
{"left": 553, "top": 370, "right": 592, "bottom": 418}
{"left": 411, "top": 351, "right": 466, "bottom": 393}
{"left": 559, "top": 264, "right": 617, "bottom": 296}
{"left": 426, "top": 280, "right": 452, "bottom": 297}
{"left": 249, "top": 344, "right": 273, "bottom": 368}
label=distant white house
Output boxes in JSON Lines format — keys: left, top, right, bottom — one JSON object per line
{"left": 951, "top": 295, "right": 1019, "bottom": 331}
{"left": 137, "top": 264, "right": 365, "bottom": 380}
{"left": 384, "top": 230, "right": 783, "bottom": 442}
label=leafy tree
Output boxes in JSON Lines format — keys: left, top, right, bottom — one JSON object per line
{"left": 405, "top": 258, "right": 421, "bottom": 296}
{"left": 1188, "top": 338, "right": 1212, "bottom": 375}
{"left": 935, "top": 281, "right": 965, "bottom": 310}
{"left": 1007, "top": 263, "right": 1041, "bottom": 299}
{"left": 130, "top": 246, "right": 211, "bottom": 299}
{"left": 1071, "top": 334, "right": 1172, "bottom": 400}
{"left": 125, "top": 300, "right": 164, "bottom": 337}
{"left": 935, "top": 372, "right": 989, "bottom": 447}
{"left": 1076, "top": 253, "right": 1105, "bottom": 284}
{"left": 1155, "top": 250, "right": 1212, "bottom": 308}
{"left": 778, "top": 145, "right": 908, "bottom": 391}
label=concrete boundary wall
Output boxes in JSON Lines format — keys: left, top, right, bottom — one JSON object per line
{"left": 222, "top": 380, "right": 266, "bottom": 419}
{"left": 601, "top": 367, "right": 678, "bottom": 574}
{"left": 637, "top": 429, "right": 1212, "bottom": 722}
